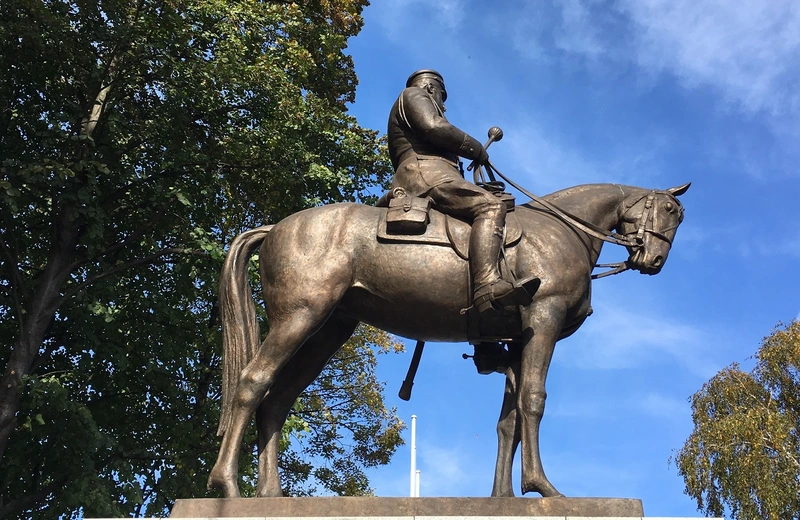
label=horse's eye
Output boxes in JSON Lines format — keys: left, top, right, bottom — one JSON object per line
{"left": 665, "top": 201, "right": 674, "bottom": 212}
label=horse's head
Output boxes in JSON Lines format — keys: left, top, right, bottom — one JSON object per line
{"left": 617, "top": 183, "right": 690, "bottom": 275}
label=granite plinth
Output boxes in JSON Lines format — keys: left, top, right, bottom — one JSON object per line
{"left": 170, "top": 497, "right": 645, "bottom": 518}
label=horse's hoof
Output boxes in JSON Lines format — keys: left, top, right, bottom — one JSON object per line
{"left": 521, "top": 478, "right": 562, "bottom": 498}
{"left": 207, "top": 471, "right": 241, "bottom": 498}
{"left": 491, "top": 488, "right": 515, "bottom": 498}
{"left": 256, "top": 486, "right": 284, "bottom": 497}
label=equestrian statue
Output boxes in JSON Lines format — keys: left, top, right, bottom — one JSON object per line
{"left": 207, "top": 69, "right": 690, "bottom": 498}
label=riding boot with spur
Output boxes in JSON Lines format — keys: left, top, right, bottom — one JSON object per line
{"left": 470, "top": 213, "right": 540, "bottom": 313}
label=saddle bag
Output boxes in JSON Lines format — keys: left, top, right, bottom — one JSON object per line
{"left": 386, "top": 188, "right": 432, "bottom": 234}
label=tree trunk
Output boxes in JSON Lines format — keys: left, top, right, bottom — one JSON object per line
{"left": 0, "top": 350, "right": 26, "bottom": 462}
{"left": 0, "top": 205, "right": 81, "bottom": 464}
{"left": 0, "top": 52, "right": 116, "bottom": 463}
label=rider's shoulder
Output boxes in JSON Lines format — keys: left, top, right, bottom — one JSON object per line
{"left": 399, "top": 86, "right": 434, "bottom": 104}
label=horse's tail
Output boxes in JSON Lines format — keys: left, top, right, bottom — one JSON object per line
{"left": 216, "top": 224, "right": 274, "bottom": 437}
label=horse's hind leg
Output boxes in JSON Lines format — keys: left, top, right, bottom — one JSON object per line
{"left": 208, "top": 304, "right": 337, "bottom": 497}
{"left": 492, "top": 356, "right": 522, "bottom": 497}
{"left": 254, "top": 314, "right": 359, "bottom": 497}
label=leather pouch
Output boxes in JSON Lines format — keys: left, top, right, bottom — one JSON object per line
{"left": 387, "top": 191, "right": 432, "bottom": 234}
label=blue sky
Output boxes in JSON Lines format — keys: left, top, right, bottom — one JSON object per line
{"left": 340, "top": 0, "right": 800, "bottom": 517}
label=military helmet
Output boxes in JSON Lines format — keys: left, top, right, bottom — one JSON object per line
{"left": 406, "top": 69, "right": 447, "bottom": 101}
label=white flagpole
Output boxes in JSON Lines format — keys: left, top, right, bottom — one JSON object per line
{"left": 410, "top": 414, "right": 417, "bottom": 497}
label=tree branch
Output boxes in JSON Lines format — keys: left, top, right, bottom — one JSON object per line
{"left": 64, "top": 199, "right": 172, "bottom": 274}
{"left": 0, "top": 479, "right": 64, "bottom": 519}
{"left": 56, "top": 248, "right": 205, "bottom": 308}
{"left": 98, "top": 164, "right": 205, "bottom": 212}
{"left": 0, "top": 233, "right": 27, "bottom": 332}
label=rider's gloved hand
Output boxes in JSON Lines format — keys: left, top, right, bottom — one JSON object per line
{"left": 467, "top": 146, "right": 489, "bottom": 173}
{"left": 477, "top": 146, "right": 489, "bottom": 165}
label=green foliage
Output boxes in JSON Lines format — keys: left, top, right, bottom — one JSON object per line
{"left": 675, "top": 321, "right": 800, "bottom": 519}
{"left": 0, "top": 0, "right": 400, "bottom": 517}
{"left": 282, "top": 326, "right": 405, "bottom": 496}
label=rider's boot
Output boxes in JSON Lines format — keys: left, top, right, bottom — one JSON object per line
{"left": 470, "top": 210, "right": 540, "bottom": 313}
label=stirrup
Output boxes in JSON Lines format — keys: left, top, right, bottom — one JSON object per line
{"left": 473, "top": 276, "right": 540, "bottom": 313}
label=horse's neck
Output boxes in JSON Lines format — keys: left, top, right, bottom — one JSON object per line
{"left": 544, "top": 184, "right": 629, "bottom": 231}
{"left": 539, "top": 184, "right": 634, "bottom": 263}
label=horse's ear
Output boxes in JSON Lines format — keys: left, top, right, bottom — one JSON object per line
{"left": 667, "top": 182, "right": 691, "bottom": 197}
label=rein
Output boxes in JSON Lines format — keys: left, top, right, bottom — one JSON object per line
{"left": 479, "top": 161, "right": 678, "bottom": 279}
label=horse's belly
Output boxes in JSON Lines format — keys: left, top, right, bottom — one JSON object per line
{"left": 339, "top": 287, "right": 469, "bottom": 342}
{"left": 340, "top": 242, "right": 470, "bottom": 342}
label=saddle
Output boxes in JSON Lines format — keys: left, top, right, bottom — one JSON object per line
{"left": 376, "top": 197, "right": 523, "bottom": 259}
{"left": 376, "top": 192, "right": 526, "bottom": 348}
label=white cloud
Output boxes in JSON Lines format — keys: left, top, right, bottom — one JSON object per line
{"left": 733, "top": 231, "right": 800, "bottom": 260}
{"left": 505, "top": 0, "right": 620, "bottom": 64}
{"left": 505, "top": 1, "right": 800, "bottom": 126}
{"left": 503, "top": 122, "right": 602, "bottom": 192}
{"left": 369, "top": 437, "right": 492, "bottom": 497}
{"left": 620, "top": 1, "right": 800, "bottom": 118}
{"left": 634, "top": 392, "right": 688, "bottom": 419}
{"left": 780, "top": 233, "right": 800, "bottom": 258}
{"left": 543, "top": 451, "right": 641, "bottom": 497}
{"left": 548, "top": 399, "right": 607, "bottom": 419}
{"left": 553, "top": 0, "right": 607, "bottom": 58}
{"left": 566, "top": 291, "right": 718, "bottom": 377}
{"left": 669, "top": 223, "right": 708, "bottom": 260}
{"left": 495, "top": 119, "right": 669, "bottom": 194}
{"left": 415, "top": 441, "right": 477, "bottom": 496}
{"left": 373, "top": 0, "right": 465, "bottom": 36}
{"left": 548, "top": 391, "right": 689, "bottom": 422}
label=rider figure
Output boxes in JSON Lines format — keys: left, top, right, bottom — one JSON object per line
{"left": 387, "top": 69, "right": 538, "bottom": 312}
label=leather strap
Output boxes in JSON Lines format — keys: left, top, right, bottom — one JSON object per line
{"left": 485, "top": 161, "right": 636, "bottom": 248}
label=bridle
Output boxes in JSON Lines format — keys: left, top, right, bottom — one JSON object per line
{"left": 477, "top": 160, "right": 682, "bottom": 279}
{"left": 592, "top": 190, "right": 683, "bottom": 278}
{"left": 621, "top": 190, "right": 683, "bottom": 248}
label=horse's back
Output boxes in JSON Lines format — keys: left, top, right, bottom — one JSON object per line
{"left": 259, "top": 203, "right": 379, "bottom": 296}
{"left": 261, "top": 202, "right": 471, "bottom": 340}
{"left": 267, "top": 202, "right": 380, "bottom": 242}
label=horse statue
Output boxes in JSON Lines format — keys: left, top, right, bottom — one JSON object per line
{"left": 207, "top": 181, "right": 690, "bottom": 498}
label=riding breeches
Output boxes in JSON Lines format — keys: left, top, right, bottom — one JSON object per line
{"left": 390, "top": 155, "right": 504, "bottom": 221}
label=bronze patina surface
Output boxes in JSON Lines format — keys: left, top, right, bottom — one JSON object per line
{"left": 206, "top": 181, "right": 690, "bottom": 498}
{"left": 171, "top": 496, "right": 645, "bottom": 518}
{"left": 387, "top": 70, "right": 537, "bottom": 312}
{"left": 205, "top": 67, "right": 690, "bottom": 501}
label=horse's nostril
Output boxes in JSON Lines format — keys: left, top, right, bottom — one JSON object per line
{"left": 653, "top": 255, "right": 663, "bottom": 267}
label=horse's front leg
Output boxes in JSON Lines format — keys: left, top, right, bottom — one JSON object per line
{"left": 491, "top": 356, "right": 522, "bottom": 497}
{"left": 517, "top": 299, "right": 565, "bottom": 497}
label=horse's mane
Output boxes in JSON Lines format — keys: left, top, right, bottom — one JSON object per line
{"left": 544, "top": 183, "right": 627, "bottom": 201}
{"left": 534, "top": 183, "right": 636, "bottom": 214}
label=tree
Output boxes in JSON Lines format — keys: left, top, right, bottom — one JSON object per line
{"left": 0, "top": 0, "right": 401, "bottom": 517}
{"left": 675, "top": 321, "right": 800, "bottom": 519}
{"left": 280, "top": 325, "right": 404, "bottom": 497}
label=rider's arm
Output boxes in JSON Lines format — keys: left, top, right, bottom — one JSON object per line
{"left": 400, "top": 88, "right": 489, "bottom": 163}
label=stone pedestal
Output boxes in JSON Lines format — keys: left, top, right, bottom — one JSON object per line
{"left": 170, "top": 496, "right": 645, "bottom": 518}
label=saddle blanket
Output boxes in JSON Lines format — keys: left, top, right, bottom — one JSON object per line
{"left": 377, "top": 208, "right": 523, "bottom": 260}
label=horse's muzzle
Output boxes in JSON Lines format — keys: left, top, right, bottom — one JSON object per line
{"left": 629, "top": 248, "right": 665, "bottom": 275}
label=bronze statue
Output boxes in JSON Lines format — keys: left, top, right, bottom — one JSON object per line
{"left": 387, "top": 70, "right": 538, "bottom": 313}
{"left": 206, "top": 169, "right": 690, "bottom": 496}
